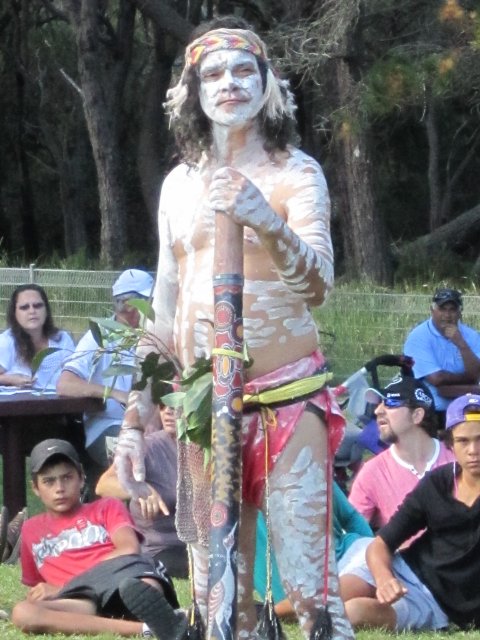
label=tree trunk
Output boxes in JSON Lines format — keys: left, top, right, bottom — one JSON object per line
{"left": 136, "top": 30, "right": 177, "bottom": 225}
{"left": 65, "top": 0, "right": 136, "bottom": 266}
{"left": 334, "top": 58, "right": 392, "bottom": 285}
{"left": 12, "top": 0, "right": 39, "bottom": 259}
{"left": 425, "top": 92, "right": 442, "bottom": 231}
{"left": 440, "top": 125, "right": 480, "bottom": 224}
{"left": 60, "top": 126, "right": 91, "bottom": 255}
{"left": 130, "top": 0, "right": 192, "bottom": 44}
{"left": 399, "top": 202, "right": 480, "bottom": 258}
{"left": 132, "top": 0, "right": 201, "bottom": 228}
{"left": 36, "top": 96, "right": 91, "bottom": 257}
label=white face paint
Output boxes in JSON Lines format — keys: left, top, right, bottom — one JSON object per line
{"left": 198, "top": 49, "right": 265, "bottom": 127}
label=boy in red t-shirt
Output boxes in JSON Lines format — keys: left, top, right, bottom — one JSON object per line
{"left": 12, "top": 438, "right": 184, "bottom": 638}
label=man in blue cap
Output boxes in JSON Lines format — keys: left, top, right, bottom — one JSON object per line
{"left": 342, "top": 393, "right": 480, "bottom": 632}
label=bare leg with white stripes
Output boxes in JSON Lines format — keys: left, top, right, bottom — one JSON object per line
{"left": 267, "top": 411, "right": 355, "bottom": 640}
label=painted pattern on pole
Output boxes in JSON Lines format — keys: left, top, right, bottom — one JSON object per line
{"left": 207, "top": 273, "right": 244, "bottom": 640}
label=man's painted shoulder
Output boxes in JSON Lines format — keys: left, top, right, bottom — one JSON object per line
{"left": 286, "top": 146, "right": 323, "bottom": 169}
{"left": 282, "top": 148, "right": 326, "bottom": 184}
{"left": 164, "top": 162, "right": 199, "bottom": 183}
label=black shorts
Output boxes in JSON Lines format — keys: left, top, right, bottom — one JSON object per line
{"left": 153, "top": 545, "right": 189, "bottom": 580}
{"left": 53, "top": 553, "right": 179, "bottom": 619}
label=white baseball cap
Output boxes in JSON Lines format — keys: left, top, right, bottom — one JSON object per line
{"left": 112, "top": 269, "right": 153, "bottom": 298}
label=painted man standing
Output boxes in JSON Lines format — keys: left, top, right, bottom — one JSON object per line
{"left": 115, "top": 17, "right": 353, "bottom": 640}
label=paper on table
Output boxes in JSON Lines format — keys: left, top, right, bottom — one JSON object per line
{"left": 0, "top": 386, "right": 57, "bottom": 396}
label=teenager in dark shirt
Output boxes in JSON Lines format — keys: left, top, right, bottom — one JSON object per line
{"left": 343, "top": 393, "right": 480, "bottom": 631}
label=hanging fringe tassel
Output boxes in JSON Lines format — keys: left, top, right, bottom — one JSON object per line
{"left": 255, "top": 408, "right": 286, "bottom": 640}
{"left": 309, "top": 606, "right": 333, "bottom": 640}
{"left": 185, "top": 600, "right": 206, "bottom": 640}
{"left": 256, "top": 591, "right": 286, "bottom": 640}
{"left": 185, "top": 545, "right": 206, "bottom": 640}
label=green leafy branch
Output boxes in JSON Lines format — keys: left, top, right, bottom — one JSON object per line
{"left": 85, "top": 303, "right": 212, "bottom": 453}
{"left": 33, "top": 299, "right": 251, "bottom": 468}
{"left": 160, "top": 357, "right": 214, "bottom": 465}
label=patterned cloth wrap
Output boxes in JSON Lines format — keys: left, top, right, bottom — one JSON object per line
{"left": 242, "top": 348, "right": 346, "bottom": 506}
{"left": 175, "top": 349, "right": 346, "bottom": 545}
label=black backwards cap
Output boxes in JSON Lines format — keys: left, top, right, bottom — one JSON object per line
{"left": 432, "top": 288, "right": 462, "bottom": 308}
{"left": 366, "top": 375, "right": 434, "bottom": 410}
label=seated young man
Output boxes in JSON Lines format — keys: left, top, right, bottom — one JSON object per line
{"left": 348, "top": 375, "right": 453, "bottom": 534}
{"left": 11, "top": 438, "right": 182, "bottom": 638}
{"left": 341, "top": 393, "right": 480, "bottom": 632}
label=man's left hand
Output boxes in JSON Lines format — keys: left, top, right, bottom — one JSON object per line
{"left": 375, "top": 577, "right": 407, "bottom": 605}
{"left": 114, "top": 428, "right": 147, "bottom": 497}
{"left": 443, "top": 324, "right": 462, "bottom": 342}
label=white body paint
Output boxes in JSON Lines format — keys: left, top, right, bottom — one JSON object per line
{"left": 151, "top": 145, "right": 333, "bottom": 376}
{"left": 199, "top": 50, "right": 265, "bottom": 128}
{"left": 149, "top": 49, "right": 333, "bottom": 377}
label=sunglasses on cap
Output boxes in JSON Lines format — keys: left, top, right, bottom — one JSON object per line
{"left": 382, "top": 397, "right": 409, "bottom": 408}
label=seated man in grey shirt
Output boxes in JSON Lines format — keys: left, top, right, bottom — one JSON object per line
{"left": 96, "top": 404, "right": 188, "bottom": 579}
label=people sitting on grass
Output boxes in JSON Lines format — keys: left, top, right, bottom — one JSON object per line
{"left": 339, "top": 376, "right": 454, "bottom": 624}
{"left": 348, "top": 375, "right": 454, "bottom": 534}
{"left": 340, "top": 393, "right": 480, "bottom": 632}
{"left": 0, "top": 284, "right": 74, "bottom": 390}
{"left": 11, "top": 438, "right": 180, "bottom": 637}
{"left": 96, "top": 404, "right": 188, "bottom": 579}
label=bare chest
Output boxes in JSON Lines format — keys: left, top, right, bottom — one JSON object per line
{"left": 168, "top": 167, "right": 285, "bottom": 256}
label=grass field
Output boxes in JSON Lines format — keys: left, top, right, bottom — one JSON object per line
{"left": 0, "top": 562, "right": 477, "bottom": 640}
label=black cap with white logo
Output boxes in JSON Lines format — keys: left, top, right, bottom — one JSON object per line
{"left": 366, "top": 375, "right": 434, "bottom": 410}
{"left": 30, "top": 439, "right": 82, "bottom": 474}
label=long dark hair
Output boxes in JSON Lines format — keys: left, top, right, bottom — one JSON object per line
{"left": 6, "top": 284, "right": 60, "bottom": 364}
{"left": 169, "top": 16, "right": 297, "bottom": 165}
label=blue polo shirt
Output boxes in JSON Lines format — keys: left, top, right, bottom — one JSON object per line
{"left": 404, "top": 318, "right": 480, "bottom": 411}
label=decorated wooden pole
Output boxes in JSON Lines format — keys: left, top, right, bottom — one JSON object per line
{"left": 207, "top": 209, "right": 244, "bottom": 640}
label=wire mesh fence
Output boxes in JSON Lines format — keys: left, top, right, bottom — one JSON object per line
{"left": 2, "top": 268, "right": 480, "bottom": 383}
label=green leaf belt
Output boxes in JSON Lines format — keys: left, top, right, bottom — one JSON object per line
{"left": 243, "top": 370, "right": 333, "bottom": 412}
